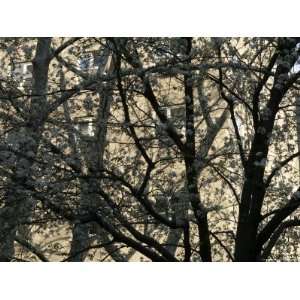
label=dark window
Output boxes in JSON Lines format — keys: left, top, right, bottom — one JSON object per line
{"left": 26, "top": 64, "right": 33, "bottom": 74}
{"left": 79, "top": 51, "right": 107, "bottom": 72}
{"left": 75, "top": 118, "right": 94, "bottom": 137}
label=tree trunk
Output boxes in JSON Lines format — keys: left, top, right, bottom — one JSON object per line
{"left": 68, "top": 52, "right": 129, "bottom": 261}
{"left": 0, "top": 38, "right": 52, "bottom": 261}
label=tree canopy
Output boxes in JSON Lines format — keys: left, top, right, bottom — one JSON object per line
{"left": 0, "top": 37, "right": 300, "bottom": 261}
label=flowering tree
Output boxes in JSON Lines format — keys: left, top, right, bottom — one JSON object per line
{"left": 0, "top": 37, "right": 300, "bottom": 261}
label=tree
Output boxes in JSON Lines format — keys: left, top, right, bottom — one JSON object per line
{"left": 0, "top": 37, "right": 300, "bottom": 261}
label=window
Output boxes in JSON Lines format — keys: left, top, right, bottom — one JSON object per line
{"left": 171, "top": 106, "right": 185, "bottom": 130}
{"left": 79, "top": 122, "right": 93, "bottom": 136}
{"left": 78, "top": 51, "right": 108, "bottom": 73}
{"left": 12, "top": 62, "right": 33, "bottom": 89}
{"left": 154, "top": 192, "right": 171, "bottom": 218}
{"left": 25, "top": 64, "right": 33, "bottom": 76}
{"left": 13, "top": 62, "right": 32, "bottom": 78}
{"left": 78, "top": 54, "right": 94, "bottom": 72}
{"left": 74, "top": 117, "right": 94, "bottom": 138}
